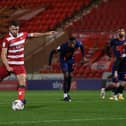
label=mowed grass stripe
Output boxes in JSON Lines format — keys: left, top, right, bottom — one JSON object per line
{"left": 0, "top": 117, "right": 126, "bottom": 125}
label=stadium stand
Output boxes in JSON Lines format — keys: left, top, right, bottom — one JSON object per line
{"left": 0, "top": 0, "right": 91, "bottom": 68}
{"left": 0, "top": 0, "right": 118, "bottom": 79}
{"left": 60, "top": 0, "right": 126, "bottom": 78}
{"left": 70, "top": 0, "right": 126, "bottom": 32}
{"left": 0, "top": 0, "right": 91, "bottom": 33}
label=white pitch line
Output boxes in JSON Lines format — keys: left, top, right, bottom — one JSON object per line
{"left": 1, "top": 117, "right": 126, "bottom": 125}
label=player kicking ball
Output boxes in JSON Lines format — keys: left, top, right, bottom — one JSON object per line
{"left": 0, "top": 20, "right": 57, "bottom": 109}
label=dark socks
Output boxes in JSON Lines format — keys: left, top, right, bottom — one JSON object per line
{"left": 117, "top": 85, "right": 124, "bottom": 94}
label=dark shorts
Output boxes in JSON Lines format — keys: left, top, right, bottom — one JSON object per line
{"left": 118, "top": 72, "right": 126, "bottom": 81}
{"left": 112, "top": 72, "right": 126, "bottom": 82}
{"left": 112, "top": 58, "right": 126, "bottom": 82}
{"left": 60, "top": 59, "right": 74, "bottom": 73}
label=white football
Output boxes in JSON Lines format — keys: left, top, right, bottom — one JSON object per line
{"left": 12, "top": 100, "right": 24, "bottom": 111}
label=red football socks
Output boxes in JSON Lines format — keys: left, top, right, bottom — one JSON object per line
{"left": 18, "top": 87, "right": 25, "bottom": 101}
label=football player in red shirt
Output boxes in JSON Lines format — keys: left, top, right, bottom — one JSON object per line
{"left": 0, "top": 20, "right": 56, "bottom": 106}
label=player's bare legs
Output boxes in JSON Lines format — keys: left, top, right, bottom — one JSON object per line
{"left": 100, "top": 72, "right": 112, "bottom": 99}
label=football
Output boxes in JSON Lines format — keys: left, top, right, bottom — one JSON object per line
{"left": 12, "top": 100, "right": 24, "bottom": 111}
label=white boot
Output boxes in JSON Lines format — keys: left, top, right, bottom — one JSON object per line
{"left": 100, "top": 88, "right": 106, "bottom": 99}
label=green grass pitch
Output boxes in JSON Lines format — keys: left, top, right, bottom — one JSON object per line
{"left": 0, "top": 90, "right": 126, "bottom": 126}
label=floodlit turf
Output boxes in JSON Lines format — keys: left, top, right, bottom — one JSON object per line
{"left": 0, "top": 90, "right": 126, "bottom": 126}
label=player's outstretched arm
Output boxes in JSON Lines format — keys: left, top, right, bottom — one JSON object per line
{"left": 80, "top": 44, "right": 85, "bottom": 58}
{"left": 28, "top": 31, "right": 57, "bottom": 37}
{"left": 48, "top": 46, "right": 60, "bottom": 66}
{"left": 48, "top": 49, "right": 58, "bottom": 66}
{"left": 79, "top": 44, "right": 88, "bottom": 64}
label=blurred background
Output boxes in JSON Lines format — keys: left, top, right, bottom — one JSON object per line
{"left": 0, "top": 0, "right": 125, "bottom": 90}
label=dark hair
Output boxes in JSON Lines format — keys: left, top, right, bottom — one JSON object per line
{"left": 69, "top": 37, "right": 76, "bottom": 42}
{"left": 9, "top": 20, "right": 20, "bottom": 27}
